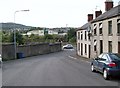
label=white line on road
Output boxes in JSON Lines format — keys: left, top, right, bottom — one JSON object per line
{"left": 68, "top": 56, "right": 90, "bottom": 64}
{"left": 68, "top": 56, "right": 77, "bottom": 60}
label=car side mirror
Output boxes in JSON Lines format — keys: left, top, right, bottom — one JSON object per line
{"left": 100, "top": 58, "right": 106, "bottom": 61}
{"left": 94, "top": 58, "right": 99, "bottom": 60}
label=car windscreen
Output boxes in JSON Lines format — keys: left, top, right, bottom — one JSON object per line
{"left": 109, "top": 54, "right": 120, "bottom": 61}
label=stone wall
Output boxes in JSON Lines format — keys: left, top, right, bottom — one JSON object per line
{"left": 2, "top": 43, "right": 15, "bottom": 61}
{"left": 2, "top": 43, "right": 61, "bottom": 61}
{"left": 49, "top": 43, "right": 61, "bottom": 53}
{"left": 17, "top": 43, "right": 50, "bottom": 57}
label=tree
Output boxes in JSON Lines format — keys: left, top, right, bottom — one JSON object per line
{"left": 9, "top": 32, "right": 24, "bottom": 45}
{"left": 67, "top": 28, "right": 76, "bottom": 43}
{"left": 44, "top": 34, "right": 53, "bottom": 40}
{"left": 2, "top": 31, "right": 11, "bottom": 43}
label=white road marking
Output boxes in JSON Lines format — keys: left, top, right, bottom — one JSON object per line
{"left": 68, "top": 56, "right": 90, "bottom": 64}
{"left": 68, "top": 56, "right": 77, "bottom": 60}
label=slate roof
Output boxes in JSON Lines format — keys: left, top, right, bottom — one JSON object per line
{"left": 77, "top": 5, "right": 120, "bottom": 31}
{"left": 80, "top": 22, "right": 90, "bottom": 30}
{"left": 92, "top": 5, "right": 120, "bottom": 23}
{"left": 77, "top": 22, "right": 91, "bottom": 31}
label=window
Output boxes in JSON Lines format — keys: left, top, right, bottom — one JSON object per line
{"left": 94, "top": 40, "right": 97, "bottom": 51}
{"left": 88, "top": 35, "right": 90, "bottom": 40}
{"left": 85, "top": 44, "right": 87, "bottom": 54}
{"left": 85, "top": 31, "right": 87, "bottom": 40}
{"left": 78, "top": 32, "right": 80, "bottom": 40}
{"left": 99, "top": 23, "right": 103, "bottom": 35}
{"left": 109, "top": 54, "right": 120, "bottom": 61}
{"left": 94, "top": 29, "right": 97, "bottom": 35}
{"left": 108, "top": 41, "right": 112, "bottom": 52}
{"left": 87, "top": 26, "right": 91, "bottom": 40}
{"left": 101, "top": 54, "right": 108, "bottom": 61}
{"left": 108, "top": 21, "right": 112, "bottom": 35}
{"left": 98, "top": 54, "right": 103, "bottom": 58}
{"left": 117, "top": 19, "right": 120, "bottom": 34}
{"left": 81, "top": 32, "right": 83, "bottom": 40}
{"left": 94, "top": 24, "right": 97, "bottom": 35}
{"left": 78, "top": 43, "right": 80, "bottom": 51}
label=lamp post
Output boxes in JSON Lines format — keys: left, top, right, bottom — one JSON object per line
{"left": 14, "top": 9, "right": 29, "bottom": 59}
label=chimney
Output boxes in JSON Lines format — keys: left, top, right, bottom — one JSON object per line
{"left": 95, "top": 10, "right": 102, "bottom": 18}
{"left": 119, "top": 1, "right": 120, "bottom": 5}
{"left": 105, "top": 0, "right": 113, "bottom": 11}
{"left": 88, "top": 14, "right": 93, "bottom": 22}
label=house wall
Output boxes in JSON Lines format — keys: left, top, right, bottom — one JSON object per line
{"left": 77, "top": 30, "right": 91, "bottom": 58}
{"left": 48, "top": 30, "right": 58, "bottom": 35}
{"left": 77, "top": 16, "right": 120, "bottom": 59}
{"left": 27, "top": 30, "right": 44, "bottom": 36}
{"left": 91, "top": 16, "right": 120, "bottom": 58}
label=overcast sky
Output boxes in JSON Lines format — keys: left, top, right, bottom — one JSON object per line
{"left": 0, "top": 0, "right": 119, "bottom": 28}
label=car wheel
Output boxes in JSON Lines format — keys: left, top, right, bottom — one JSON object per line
{"left": 91, "top": 65, "right": 96, "bottom": 72}
{"left": 103, "top": 69, "right": 109, "bottom": 80}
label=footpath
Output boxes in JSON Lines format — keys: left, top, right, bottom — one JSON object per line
{"left": 69, "top": 54, "right": 92, "bottom": 64}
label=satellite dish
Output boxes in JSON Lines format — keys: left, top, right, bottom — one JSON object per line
{"left": 87, "top": 26, "right": 91, "bottom": 32}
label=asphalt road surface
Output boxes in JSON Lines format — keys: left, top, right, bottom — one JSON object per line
{"left": 2, "top": 50, "right": 120, "bottom": 86}
{"left": 0, "top": 66, "right": 2, "bottom": 87}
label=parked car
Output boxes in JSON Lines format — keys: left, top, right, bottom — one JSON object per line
{"left": 62, "top": 44, "right": 74, "bottom": 50}
{"left": 91, "top": 53, "right": 120, "bottom": 80}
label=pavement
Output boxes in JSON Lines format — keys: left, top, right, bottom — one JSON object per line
{"left": 69, "top": 53, "right": 92, "bottom": 63}
{"left": 63, "top": 48, "right": 92, "bottom": 62}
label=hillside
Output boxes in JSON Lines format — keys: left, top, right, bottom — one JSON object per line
{"left": 0, "top": 22, "right": 32, "bottom": 30}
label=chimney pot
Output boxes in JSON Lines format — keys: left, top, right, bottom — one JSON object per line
{"left": 88, "top": 14, "right": 93, "bottom": 22}
{"left": 95, "top": 10, "right": 102, "bottom": 18}
{"left": 105, "top": 0, "right": 114, "bottom": 11}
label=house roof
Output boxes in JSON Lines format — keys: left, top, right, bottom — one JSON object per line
{"left": 80, "top": 22, "right": 90, "bottom": 30}
{"left": 92, "top": 5, "right": 120, "bottom": 23}
{"left": 77, "top": 22, "right": 91, "bottom": 31}
{"left": 77, "top": 5, "right": 120, "bottom": 31}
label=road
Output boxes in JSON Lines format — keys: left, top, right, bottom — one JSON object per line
{"left": 0, "top": 66, "right": 2, "bottom": 87}
{"left": 2, "top": 50, "right": 120, "bottom": 86}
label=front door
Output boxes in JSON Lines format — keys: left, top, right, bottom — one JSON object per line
{"left": 89, "top": 45, "right": 91, "bottom": 58}
{"left": 118, "top": 42, "right": 120, "bottom": 54}
{"left": 81, "top": 43, "right": 83, "bottom": 55}
{"left": 100, "top": 40, "right": 103, "bottom": 54}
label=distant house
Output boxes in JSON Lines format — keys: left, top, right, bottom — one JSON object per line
{"left": 58, "top": 33, "right": 67, "bottom": 36}
{"left": 26, "top": 28, "right": 59, "bottom": 36}
{"left": 27, "top": 29, "right": 44, "bottom": 36}
{"left": 48, "top": 29, "right": 58, "bottom": 35}
{"left": 77, "top": 0, "right": 120, "bottom": 59}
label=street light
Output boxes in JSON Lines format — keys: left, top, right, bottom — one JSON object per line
{"left": 14, "top": 9, "right": 29, "bottom": 59}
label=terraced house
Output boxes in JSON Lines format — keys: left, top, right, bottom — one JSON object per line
{"left": 77, "top": 0, "right": 120, "bottom": 59}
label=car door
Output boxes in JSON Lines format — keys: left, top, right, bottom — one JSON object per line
{"left": 97, "top": 54, "right": 108, "bottom": 72}
{"left": 93, "top": 54, "right": 103, "bottom": 71}
{"left": 93, "top": 57, "right": 99, "bottom": 71}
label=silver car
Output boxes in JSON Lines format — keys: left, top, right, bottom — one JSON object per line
{"left": 62, "top": 44, "right": 74, "bottom": 50}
